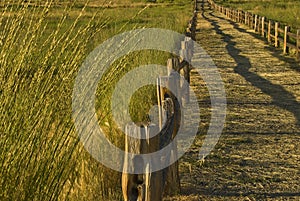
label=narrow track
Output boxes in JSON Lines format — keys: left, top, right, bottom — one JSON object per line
{"left": 165, "top": 1, "right": 300, "bottom": 200}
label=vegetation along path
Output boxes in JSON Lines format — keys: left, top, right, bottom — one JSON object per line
{"left": 166, "top": 0, "right": 300, "bottom": 200}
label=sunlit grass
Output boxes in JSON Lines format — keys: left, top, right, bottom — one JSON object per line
{"left": 0, "top": 0, "right": 192, "bottom": 200}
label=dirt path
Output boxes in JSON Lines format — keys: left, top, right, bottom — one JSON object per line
{"left": 165, "top": 1, "right": 300, "bottom": 200}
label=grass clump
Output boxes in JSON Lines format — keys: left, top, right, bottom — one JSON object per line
{"left": 0, "top": 0, "right": 193, "bottom": 200}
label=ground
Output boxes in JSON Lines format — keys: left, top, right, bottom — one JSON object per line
{"left": 164, "top": 1, "right": 300, "bottom": 200}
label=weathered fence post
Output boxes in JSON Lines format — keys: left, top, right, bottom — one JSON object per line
{"left": 275, "top": 22, "right": 279, "bottom": 47}
{"left": 210, "top": 0, "right": 299, "bottom": 60}
{"left": 261, "top": 17, "right": 265, "bottom": 37}
{"left": 180, "top": 38, "right": 192, "bottom": 106}
{"left": 247, "top": 13, "right": 251, "bottom": 27}
{"left": 254, "top": 15, "right": 258, "bottom": 32}
{"left": 145, "top": 125, "right": 163, "bottom": 201}
{"left": 268, "top": 20, "right": 271, "bottom": 43}
{"left": 228, "top": 8, "right": 230, "bottom": 19}
{"left": 122, "top": 124, "right": 164, "bottom": 201}
{"left": 283, "top": 26, "right": 290, "bottom": 54}
{"left": 163, "top": 75, "right": 181, "bottom": 196}
{"left": 297, "top": 30, "right": 300, "bottom": 61}
{"left": 250, "top": 13, "right": 254, "bottom": 28}
{"left": 167, "top": 58, "right": 179, "bottom": 76}
{"left": 157, "top": 76, "right": 169, "bottom": 129}
{"left": 122, "top": 124, "right": 146, "bottom": 201}
{"left": 257, "top": 16, "right": 261, "bottom": 33}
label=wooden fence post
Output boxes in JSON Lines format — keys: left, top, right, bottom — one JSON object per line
{"left": 275, "top": 22, "right": 279, "bottom": 47}
{"left": 167, "top": 58, "right": 179, "bottom": 76}
{"left": 250, "top": 13, "right": 254, "bottom": 28}
{"left": 122, "top": 124, "right": 165, "bottom": 201}
{"left": 180, "top": 38, "right": 191, "bottom": 106}
{"left": 145, "top": 125, "right": 163, "bottom": 201}
{"left": 167, "top": 58, "right": 181, "bottom": 102}
{"left": 257, "top": 16, "right": 261, "bottom": 33}
{"left": 283, "top": 26, "right": 290, "bottom": 54}
{"left": 254, "top": 15, "right": 258, "bottom": 32}
{"left": 297, "top": 30, "right": 300, "bottom": 61}
{"left": 247, "top": 13, "right": 251, "bottom": 27}
{"left": 163, "top": 75, "right": 181, "bottom": 196}
{"left": 261, "top": 17, "right": 265, "bottom": 37}
{"left": 157, "top": 76, "right": 169, "bottom": 129}
{"left": 122, "top": 124, "right": 146, "bottom": 201}
{"left": 228, "top": 8, "right": 231, "bottom": 18}
{"left": 268, "top": 20, "right": 271, "bottom": 43}
{"left": 244, "top": 11, "right": 247, "bottom": 24}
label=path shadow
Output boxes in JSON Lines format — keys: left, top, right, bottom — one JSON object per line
{"left": 199, "top": 5, "right": 300, "bottom": 127}
{"left": 208, "top": 11, "right": 300, "bottom": 73}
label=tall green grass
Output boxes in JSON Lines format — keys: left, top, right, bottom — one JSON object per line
{"left": 0, "top": 0, "right": 192, "bottom": 200}
{"left": 215, "top": 0, "right": 300, "bottom": 29}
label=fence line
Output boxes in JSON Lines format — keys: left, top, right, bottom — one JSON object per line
{"left": 121, "top": 2, "right": 198, "bottom": 201}
{"left": 207, "top": 0, "right": 300, "bottom": 61}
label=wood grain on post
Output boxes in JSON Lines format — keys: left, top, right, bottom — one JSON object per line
{"left": 157, "top": 78, "right": 163, "bottom": 130}
{"left": 167, "top": 66, "right": 181, "bottom": 101}
{"left": 164, "top": 149, "right": 180, "bottom": 196}
{"left": 185, "top": 37, "right": 194, "bottom": 63}
{"left": 261, "top": 17, "right": 265, "bottom": 37}
{"left": 275, "top": 22, "right": 279, "bottom": 47}
{"left": 144, "top": 125, "right": 163, "bottom": 201}
{"left": 157, "top": 77, "right": 169, "bottom": 129}
{"left": 254, "top": 15, "right": 258, "bottom": 32}
{"left": 283, "top": 26, "right": 290, "bottom": 54}
{"left": 268, "top": 20, "right": 271, "bottom": 42}
{"left": 163, "top": 75, "right": 181, "bottom": 196}
{"left": 122, "top": 124, "right": 165, "bottom": 201}
{"left": 182, "top": 64, "right": 190, "bottom": 106}
{"left": 247, "top": 12, "right": 250, "bottom": 26}
{"left": 257, "top": 16, "right": 261, "bottom": 33}
{"left": 297, "top": 30, "right": 300, "bottom": 61}
{"left": 167, "top": 58, "right": 179, "bottom": 76}
{"left": 122, "top": 124, "right": 146, "bottom": 201}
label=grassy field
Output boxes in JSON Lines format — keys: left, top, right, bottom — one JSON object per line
{"left": 0, "top": 0, "right": 193, "bottom": 200}
{"left": 214, "top": 0, "right": 300, "bottom": 30}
